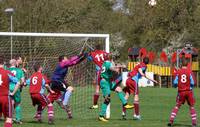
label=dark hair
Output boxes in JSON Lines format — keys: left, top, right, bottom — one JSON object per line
{"left": 95, "top": 44, "right": 101, "bottom": 50}
{"left": 14, "top": 55, "right": 22, "bottom": 60}
{"left": 0, "top": 55, "right": 4, "bottom": 65}
{"left": 182, "top": 58, "right": 189, "bottom": 67}
{"left": 143, "top": 57, "right": 149, "bottom": 64}
{"left": 33, "top": 64, "right": 41, "bottom": 72}
{"left": 58, "top": 55, "right": 65, "bottom": 62}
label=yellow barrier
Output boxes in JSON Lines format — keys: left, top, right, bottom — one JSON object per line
{"left": 192, "top": 62, "right": 199, "bottom": 71}
{"left": 128, "top": 62, "right": 199, "bottom": 76}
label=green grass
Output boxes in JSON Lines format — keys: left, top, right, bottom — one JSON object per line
{"left": 1, "top": 87, "right": 200, "bottom": 127}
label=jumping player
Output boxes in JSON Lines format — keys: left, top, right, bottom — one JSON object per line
{"left": 47, "top": 53, "right": 86, "bottom": 119}
{"left": 8, "top": 59, "right": 25, "bottom": 124}
{"left": 98, "top": 58, "right": 134, "bottom": 122}
{"left": 0, "top": 56, "right": 20, "bottom": 127}
{"left": 88, "top": 44, "right": 109, "bottom": 109}
{"left": 168, "top": 58, "right": 197, "bottom": 127}
{"left": 26, "top": 64, "right": 55, "bottom": 124}
{"left": 122, "top": 57, "right": 158, "bottom": 120}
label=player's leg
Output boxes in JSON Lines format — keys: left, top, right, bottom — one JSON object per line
{"left": 65, "top": 104, "right": 72, "bottom": 119}
{"left": 3, "top": 96, "right": 13, "bottom": 127}
{"left": 122, "top": 78, "right": 135, "bottom": 119}
{"left": 188, "top": 91, "right": 197, "bottom": 126}
{"left": 62, "top": 84, "right": 73, "bottom": 106}
{"left": 133, "top": 82, "right": 141, "bottom": 120}
{"left": 55, "top": 98, "right": 73, "bottom": 119}
{"left": 39, "top": 94, "right": 54, "bottom": 124}
{"left": 189, "top": 106, "right": 197, "bottom": 127}
{"left": 133, "top": 94, "right": 141, "bottom": 120}
{"left": 14, "top": 91, "right": 22, "bottom": 124}
{"left": 91, "top": 70, "right": 101, "bottom": 109}
{"left": 4, "top": 118, "right": 12, "bottom": 127}
{"left": 34, "top": 105, "right": 43, "bottom": 122}
{"left": 47, "top": 103, "right": 54, "bottom": 124}
{"left": 90, "top": 85, "right": 100, "bottom": 109}
{"left": 46, "top": 93, "right": 56, "bottom": 122}
{"left": 168, "top": 93, "right": 183, "bottom": 126}
{"left": 31, "top": 94, "right": 43, "bottom": 122}
{"left": 9, "top": 84, "right": 15, "bottom": 122}
{"left": 0, "top": 112, "right": 2, "bottom": 120}
{"left": 99, "top": 79, "right": 110, "bottom": 122}
{"left": 122, "top": 91, "right": 130, "bottom": 120}
{"left": 47, "top": 81, "right": 63, "bottom": 121}
{"left": 111, "top": 76, "right": 133, "bottom": 109}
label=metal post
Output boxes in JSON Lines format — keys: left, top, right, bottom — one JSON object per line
{"left": 4, "top": 8, "right": 14, "bottom": 59}
{"left": 11, "top": 14, "right": 13, "bottom": 59}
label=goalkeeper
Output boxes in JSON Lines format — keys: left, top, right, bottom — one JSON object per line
{"left": 48, "top": 51, "right": 87, "bottom": 119}
{"left": 99, "top": 56, "right": 134, "bottom": 122}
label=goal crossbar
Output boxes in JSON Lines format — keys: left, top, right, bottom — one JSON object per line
{"left": 0, "top": 32, "right": 110, "bottom": 52}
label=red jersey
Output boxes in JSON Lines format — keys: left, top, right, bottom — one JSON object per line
{"left": 0, "top": 68, "right": 10, "bottom": 96}
{"left": 128, "top": 63, "right": 147, "bottom": 83}
{"left": 174, "top": 68, "right": 194, "bottom": 92}
{"left": 89, "top": 50, "right": 109, "bottom": 68}
{"left": 29, "top": 72, "right": 48, "bottom": 94}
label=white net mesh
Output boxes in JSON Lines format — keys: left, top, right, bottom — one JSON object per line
{"left": 0, "top": 34, "right": 108, "bottom": 119}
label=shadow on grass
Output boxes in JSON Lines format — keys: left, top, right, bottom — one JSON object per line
{"left": 173, "top": 123, "right": 192, "bottom": 127}
{"left": 26, "top": 121, "right": 46, "bottom": 124}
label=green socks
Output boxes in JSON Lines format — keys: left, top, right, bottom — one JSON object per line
{"left": 15, "top": 105, "right": 22, "bottom": 121}
{"left": 117, "top": 92, "right": 127, "bottom": 105}
{"left": 99, "top": 103, "right": 107, "bottom": 116}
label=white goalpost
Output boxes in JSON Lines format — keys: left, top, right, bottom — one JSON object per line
{"left": 0, "top": 32, "right": 110, "bottom": 119}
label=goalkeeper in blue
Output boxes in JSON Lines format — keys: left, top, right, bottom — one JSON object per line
{"left": 98, "top": 58, "right": 134, "bottom": 122}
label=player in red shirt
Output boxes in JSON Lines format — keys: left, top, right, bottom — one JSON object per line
{"left": 168, "top": 58, "right": 197, "bottom": 127}
{"left": 88, "top": 44, "right": 109, "bottom": 109}
{"left": 0, "top": 56, "right": 20, "bottom": 127}
{"left": 122, "top": 57, "right": 158, "bottom": 120}
{"left": 26, "top": 64, "right": 55, "bottom": 124}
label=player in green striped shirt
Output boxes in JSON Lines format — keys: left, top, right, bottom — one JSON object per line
{"left": 9, "top": 59, "right": 25, "bottom": 124}
{"left": 99, "top": 59, "right": 134, "bottom": 122}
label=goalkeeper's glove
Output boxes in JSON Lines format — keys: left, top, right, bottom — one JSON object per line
{"left": 78, "top": 53, "right": 88, "bottom": 62}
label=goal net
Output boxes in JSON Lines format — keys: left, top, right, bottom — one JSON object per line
{"left": 0, "top": 32, "right": 109, "bottom": 120}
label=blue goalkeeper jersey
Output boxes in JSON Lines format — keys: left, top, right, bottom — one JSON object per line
{"left": 51, "top": 55, "right": 82, "bottom": 82}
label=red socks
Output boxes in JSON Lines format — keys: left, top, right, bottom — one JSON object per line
{"left": 190, "top": 107, "right": 197, "bottom": 126}
{"left": 169, "top": 106, "right": 179, "bottom": 124}
{"left": 48, "top": 105, "right": 54, "bottom": 121}
{"left": 4, "top": 122, "right": 12, "bottom": 127}
{"left": 134, "top": 101, "right": 140, "bottom": 116}
{"left": 93, "top": 94, "right": 99, "bottom": 105}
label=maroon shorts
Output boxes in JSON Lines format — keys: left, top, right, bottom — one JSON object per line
{"left": 0, "top": 96, "right": 12, "bottom": 118}
{"left": 124, "top": 78, "right": 139, "bottom": 95}
{"left": 31, "top": 93, "right": 49, "bottom": 109}
{"left": 176, "top": 91, "right": 195, "bottom": 107}
{"left": 47, "top": 90, "right": 62, "bottom": 103}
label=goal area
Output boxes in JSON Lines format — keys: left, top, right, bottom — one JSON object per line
{"left": 0, "top": 32, "right": 109, "bottom": 119}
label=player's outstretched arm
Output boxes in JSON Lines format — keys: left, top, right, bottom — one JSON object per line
{"left": 138, "top": 68, "right": 158, "bottom": 84}
{"left": 110, "top": 63, "right": 126, "bottom": 73}
{"left": 60, "top": 54, "right": 87, "bottom": 67}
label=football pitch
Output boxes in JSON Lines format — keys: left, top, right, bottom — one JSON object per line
{"left": 1, "top": 87, "right": 200, "bottom": 127}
